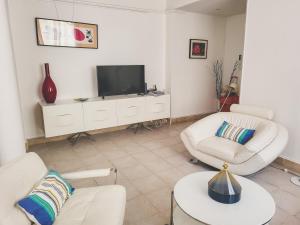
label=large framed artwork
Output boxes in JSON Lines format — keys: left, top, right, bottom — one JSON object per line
{"left": 35, "top": 18, "right": 98, "bottom": 49}
{"left": 189, "top": 39, "right": 208, "bottom": 59}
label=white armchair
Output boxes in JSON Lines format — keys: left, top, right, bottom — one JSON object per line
{"left": 0, "top": 152, "right": 126, "bottom": 225}
{"left": 181, "top": 104, "right": 288, "bottom": 175}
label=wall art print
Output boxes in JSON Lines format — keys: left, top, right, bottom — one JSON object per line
{"left": 189, "top": 39, "right": 208, "bottom": 59}
{"left": 35, "top": 18, "right": 98, "bottom": 49}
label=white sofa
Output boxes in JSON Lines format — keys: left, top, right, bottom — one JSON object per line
{"left": 181, "top": 104, "right": 288, "bottom": 175}
{"left": 0, "top": 152, "right": 126, "bottom": 225}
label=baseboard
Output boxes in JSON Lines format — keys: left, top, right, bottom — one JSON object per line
{"left": 171, "top": 112, "right": 214, "bottom": 124}
{"left": 274, "top": 157, "right": 300, "bottom": 175}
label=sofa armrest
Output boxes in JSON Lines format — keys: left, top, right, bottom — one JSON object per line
{"left": 182, "top": 113, "right": 223, "bottom": 146}
{"left": 62, "top": 168, "right": 118, "bottom": 183}
{"left": 245, "top": 121, "right": 278, "bottom": 153}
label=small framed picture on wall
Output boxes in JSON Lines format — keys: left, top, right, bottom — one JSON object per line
{"left": 189, "top": 39, "right": 208, "bottom": 59}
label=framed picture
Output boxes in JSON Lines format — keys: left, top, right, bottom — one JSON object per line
{"left": 35, "top": 18, "right": 98, "bottom": 49}
{"left": 189, "top": 39, "right": 208, "bottom": 59}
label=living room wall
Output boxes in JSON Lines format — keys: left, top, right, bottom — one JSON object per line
{"left": 223, "top": 14, "right": 246, "bottom": 89}
{"left": 166, "top": 11, "right": 226, "bottom": 118}
{"left": 240, "top": 0, "right": 300, "bottom": 163}
{"left": 8, "top": 0, "right": 166, "bottom": 139}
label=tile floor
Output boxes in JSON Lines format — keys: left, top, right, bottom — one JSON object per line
{"left": 29, "top": 122, "right": 300, "bottom": 225}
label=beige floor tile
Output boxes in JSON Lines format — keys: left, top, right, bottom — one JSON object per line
{"left": 272, "top": 189, "right": 300, "bottom": 215}
{"left": 145, "top": 187, "right": 172, "bottom": 212}
{"left": 93, "top": 140, "right": 119, "bottom": 152}
{"left": 158, "top": 137, "right": 181, "bottom": 147}
{"left": 131, "top": 151, "right": 161, "bottom": 163}
{"left": 282, "top": 215, "right": 300, "bottom": 225}
{"left": 297, "top": 212, "right": 300, "bottom": 220}
{"left": 255, "top": 166, "right": 292, "bottom": 188}
{"left": 39, "top": 148, "right": 79, "bottom": 164}
{"left": 125, "top": 196, "right": 158, "bottom": 224}
{"left": 249, "top": 176, "right": 279, "bottom": 193}
{"left": 110, "top": 155, "right": 139, "bottom": 169}
{"left": 134, "top": 214, "right": 169, "bottom": 225}
{"left": 172, "top": 143, "right": 187, "bottom": 152}
{"left": 177, "top": 162, "right": 207, "bottom": 176}
{"left": 125, "top": 184, "right": 141, "bottom": 200}
{"left": 101, "top": 149, "right": 129, "bottom": 160}
{"left": 83, "top": 158, "right": 113, "bottom": 170}
{"left": 270, "top": 207, "right": 290, "bottom": 225}
{"left": 72, "top": 143, "right": 99, "bottom": 158}
{"left": 151, "top": 146, "right": 179, "bottom": 158}
{"left": 164, "top": 153, "right": 190, "bottom": 167}
{"left": 131, "top": 175, "right": 167, "bottom": 194}
{"left": 124, "top": 144, "right": 148, "bottom": 154}
{"left": 140, "top": 140, "right": 165, "bottom": 150}
{"left": 142, "top": 158, "right": 173, "bottom": 173}
{"left": 156, "top": 168, "right": 185, "bottom": 188}
{"left": 121, "top": 165, "right": 152, "bottom": 181}
{"left": 80, "top": 151, "right": 109, "bottom": 163}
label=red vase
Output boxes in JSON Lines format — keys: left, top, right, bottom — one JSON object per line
{"left": 42, "top": 63, "right": 57, "bottom": 103}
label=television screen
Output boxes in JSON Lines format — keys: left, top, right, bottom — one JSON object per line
{"left": 97, "top": 65, "right": 145, "bottom": 97}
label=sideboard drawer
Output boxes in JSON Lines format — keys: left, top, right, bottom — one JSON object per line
{"left": 83, "top": 101, "right": 117, "bottom": 131}
{"left": 42, "top": 103, "right": 84, "bottom": 137}
{"left": 145, "top": 95, "right": 170, "bottom": 121}
{"left": 116, "top": 97, "right": 145, "bottom": 126}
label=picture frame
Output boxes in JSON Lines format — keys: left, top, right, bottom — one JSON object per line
{"left": 35, "top": 18, "right": 98, "bottom": 49}
{"left": 189, "top": 39, "right": 208, "bottom": 59}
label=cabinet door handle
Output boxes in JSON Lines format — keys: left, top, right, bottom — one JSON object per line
{"left": 96, "top": 109, "right": 107, "bottom": 112}
{"left": 57, "top": 114, "right": 71, "bottom": 117}
{"left": 128, "top": 106, "right": 137, "bottom": 108}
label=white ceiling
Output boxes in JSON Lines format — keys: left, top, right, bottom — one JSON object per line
{"left": 178, "top": 0, "right": 247, "bottom": 16}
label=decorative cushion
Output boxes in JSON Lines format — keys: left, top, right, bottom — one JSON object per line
{"left": 216, "top": 121, "right": 255, "bottom": 145}
{"left": 17, "top": 170, "right": 74, "bottom": 225}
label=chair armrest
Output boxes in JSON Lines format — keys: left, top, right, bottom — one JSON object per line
{"left": 62, "top": 168, "right": 117, "bottom": 180}
{"left": 183, "top": 113, "right": 223, "bottom": 146}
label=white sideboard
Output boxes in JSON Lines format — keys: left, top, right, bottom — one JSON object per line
{"left": 40, "top": 94, "right": 171, "bottom": 137}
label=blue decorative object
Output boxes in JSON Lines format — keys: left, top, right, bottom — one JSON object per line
{"left": 208, "top": 163, "right": 242, "bottom": 204}
{"left": 216, "top": 121, "right": 255, "bottom": 145}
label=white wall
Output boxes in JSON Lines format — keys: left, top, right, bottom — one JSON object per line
{"left": 166, "top": 0, "right": 199, "bottom": 9}
{"left": 67, "top": 0, "right": 166, "bottom": 11}
{"left": 0, "top": 0, "right": 26, "bottom": 165}
{"left": 241, "top": 0, "right": 300, "bottom": 163}
{"left": 8, "top": 0, "right": 166, "bottom": 139}
{"left": 223, "top": 14, "right": 245, "bottom": 88}
{"left": 166, "top": 11, "right": 225, "bottom": 118}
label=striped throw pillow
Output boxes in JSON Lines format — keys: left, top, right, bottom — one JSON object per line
{"left": 17, "top": 170, "right": 74, "bottom": 225}
{"left": 215, "top": 121, "right": 255, "bottom": 145}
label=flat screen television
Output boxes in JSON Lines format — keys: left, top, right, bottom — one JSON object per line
{"left": 97, "top": 65, "right": 145, "bottom": 97}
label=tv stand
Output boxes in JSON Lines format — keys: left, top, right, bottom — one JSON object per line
{"left": 40, "top": 94, "right": 171, "bottom": 138}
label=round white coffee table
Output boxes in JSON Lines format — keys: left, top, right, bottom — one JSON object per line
{"left": 169, "top": 171, "right": 275, "bottom": 225}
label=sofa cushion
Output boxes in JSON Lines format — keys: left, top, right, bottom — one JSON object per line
{"left": 17, "top": 170, "right": 75, "bottom": 225}
{"left": 54, "top": 185, "right": 126, "bottom": 225}
{"left": 196, "top": 137, "right": 255, "bottom": 164}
